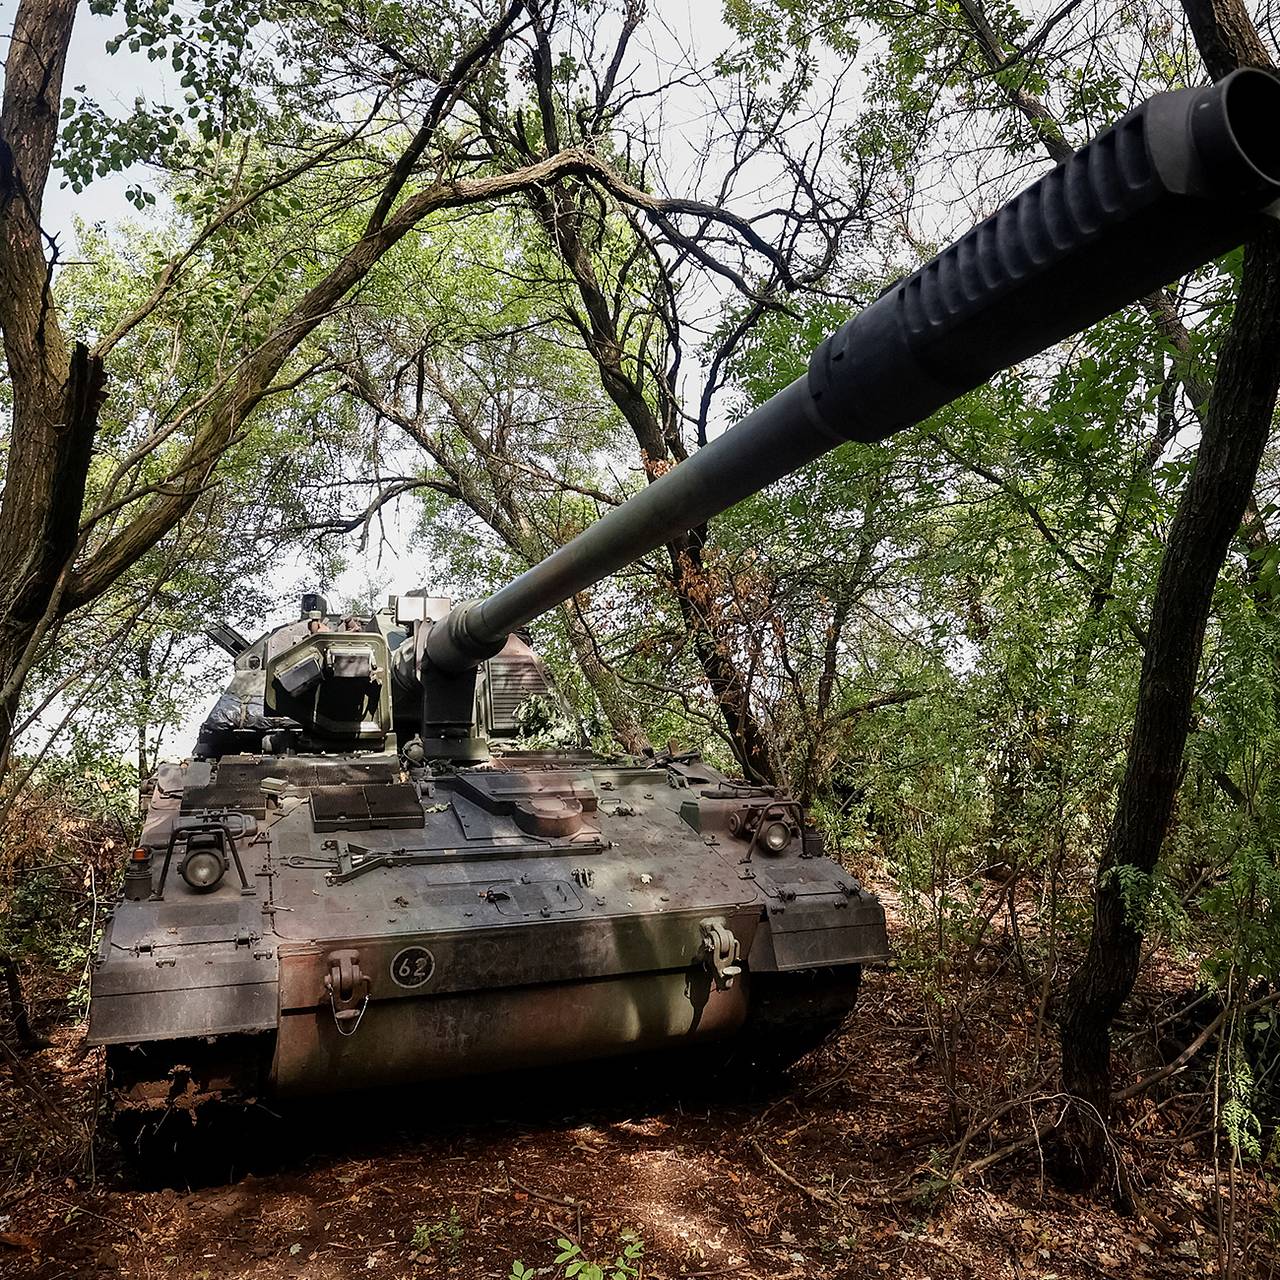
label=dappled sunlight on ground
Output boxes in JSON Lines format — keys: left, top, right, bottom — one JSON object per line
{"left": 1, "top": 933, "right": 1272, "bottom": 1279}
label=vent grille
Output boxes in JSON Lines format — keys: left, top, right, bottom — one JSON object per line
{"left": 486, "top": 657, "right": 553, "bottom": 736}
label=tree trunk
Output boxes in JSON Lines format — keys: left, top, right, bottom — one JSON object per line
{"left": 0, "top": 343, "right": 105, "bottom": 772}
{"left": 560, "top": 601, "right": 652, "bottom": 754}
{"left": 1057, "top": 0, "right": 1280, "bottom": 1188}
{"left": 1, "top": 953, "right": 48, "bottom": 1051}
{"left": 524, "top": 181, "right": 778, "bottom": 783}
{"left": 1059, "top": 226, "right": 1280, "bottom": 1184}
{"left": 668, "top": 537, "right": 776, "bottom": 782}
{"left": 0, "top": 0, "right": 102, "bottom": 772}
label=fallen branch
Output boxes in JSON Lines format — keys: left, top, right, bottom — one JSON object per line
{"left": 748, "top": 1137, "right": 847, "bottom": 1215}
{"left": 1113, "top": 990, "right": 1280, "bottom": 1103}
{"left": 947, "top": 1080, "right": 1055, "bottom": 1177}
{"left": 0, "top": 1037, "right": 77, "bottom": 1137}
{"left": 507, "top": 1173, "right": 584, "bottom": 1240}
{"left": 955, "top": 1121, "right": 1056, "bottom": 1179}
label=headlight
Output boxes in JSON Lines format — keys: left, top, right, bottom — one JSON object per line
{"left": 762, "top": 820, "right": 791, "bottom": 852}
{"left": 180, "top": 846, "right": 227, "bottom": 893}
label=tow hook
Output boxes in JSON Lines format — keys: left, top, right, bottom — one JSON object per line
{"left": 699, "top": 919, "right": 742, "bottom": 990}
{"left": 325, "top": 949, "right": 370, "bottom": 1037}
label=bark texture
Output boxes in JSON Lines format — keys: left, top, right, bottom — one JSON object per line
{"left": 0, "top": 0, "right": 96, "bottom": 768}
{"left": 1057, "top": 0, "right": 1280, "bottom": 1186}
{"left": 0, "top": 0, "right": 695, "bottom": 773}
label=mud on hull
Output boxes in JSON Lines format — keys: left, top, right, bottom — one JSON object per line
{"left": 91, "top": 749, "right": 888, "bottom": 1139}
{"left": 105, "top": 964, "right": 863, "bottom": 1119}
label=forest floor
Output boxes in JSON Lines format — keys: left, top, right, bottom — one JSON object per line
{"left": 1, "top": 920, "right": 1275, "bottom": 1280}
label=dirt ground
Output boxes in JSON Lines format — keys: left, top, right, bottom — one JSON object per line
{"left": 2, "top": 953, "right": 1273, "bottom": 1280}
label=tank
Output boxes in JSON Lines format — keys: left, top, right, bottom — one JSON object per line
{"left": 87, "top": 70, "right": 1280, "bottom": 1119}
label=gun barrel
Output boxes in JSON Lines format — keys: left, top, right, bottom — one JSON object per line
{"left": 426, "top": 69, "right": 1280, "bottom": 675}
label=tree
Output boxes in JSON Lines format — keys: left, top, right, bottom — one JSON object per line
{"left": 0, "top": 0, "right": 836, "bottom": 783}
{"left": 720, "top": 0, "right": 1280, "bottom": 1188}
{"left": 455, "top": 4, "right": 873, "bottom": 781}
{"left": 330, "top": 212, "right": 654, "bottom": 752}
{"left": 1058, "top": 0, "right": 1280, "bottom": 1187}
{"left": 1, "top": 0, "right": 535, "bottom": 768}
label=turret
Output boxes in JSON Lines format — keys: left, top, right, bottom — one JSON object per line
{"left": 394, "top": 69, "right": 1280, "bottom": 754}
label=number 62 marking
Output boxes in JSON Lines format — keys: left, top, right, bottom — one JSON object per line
{"left": 390, "top": 945, "right": 435, "bottom": 988}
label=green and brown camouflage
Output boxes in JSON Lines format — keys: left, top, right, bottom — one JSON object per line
{"left": 88, "top": 70, "right": 1280, "bottom": 1118}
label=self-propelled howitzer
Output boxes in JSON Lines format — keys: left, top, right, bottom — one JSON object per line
{"left": 90, "top": 70, "right": 1280, "bottom": 1120}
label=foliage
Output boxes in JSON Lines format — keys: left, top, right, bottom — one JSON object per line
{"left": 512, "top": 694, "right": 589, "bottom": 752}
{"left": 3, "top": 0, "right": 1278, "bottom": 1225}
{"left": 1, "top": 750, "right": 139, "bottom": 1017}
{"left": 60, "top": 0, "right": 275, "bottom": 201}
{"left": 510, "top": 1234, "right": 644, "bottom": 1280}
{"left": 410, "top": 1205, "right": 465, "bottom": 1263}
